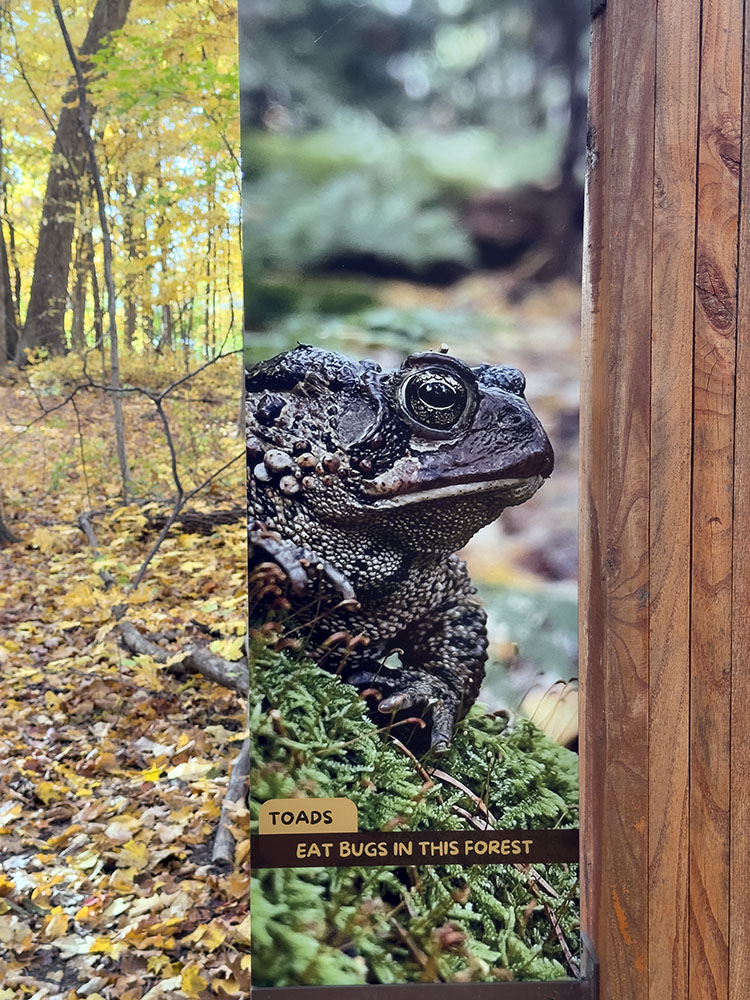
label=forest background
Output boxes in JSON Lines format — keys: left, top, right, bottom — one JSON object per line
{"left": 0, "top": 0, "right": 585, "bottom": 997}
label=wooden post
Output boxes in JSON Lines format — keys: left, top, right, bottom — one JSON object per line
{"left": 581, "top": 0, "right": 749, "bottom": 997}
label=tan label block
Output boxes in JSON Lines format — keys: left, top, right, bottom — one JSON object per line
{"left": 258, "top": 797, "right": 358, "bottom": 835}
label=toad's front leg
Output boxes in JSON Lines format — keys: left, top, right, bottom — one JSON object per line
{"left": 372, "top": 557, "right": 488, "bottom": 754}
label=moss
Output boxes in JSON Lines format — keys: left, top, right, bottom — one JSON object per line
{"left": 249, "top": 644, "right": 579, "bottom": 986}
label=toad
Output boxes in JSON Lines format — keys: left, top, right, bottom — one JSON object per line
{"left": 246, "top": 345, "right": 553, "bottom": 752}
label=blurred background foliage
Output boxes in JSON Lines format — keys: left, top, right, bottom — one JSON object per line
{"left": 240, "top": 0, "right": 588, "bottom": 325}
{"left": 240, "top": 0, "right": 587, "bottom": 728}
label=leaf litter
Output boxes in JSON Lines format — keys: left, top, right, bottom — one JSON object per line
{"left": 0, "top": 354, "right": 249, "bottom": 999}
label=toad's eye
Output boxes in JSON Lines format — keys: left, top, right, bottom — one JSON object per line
{"left": 400, "top": 370, "right": 469, "bottom": 429}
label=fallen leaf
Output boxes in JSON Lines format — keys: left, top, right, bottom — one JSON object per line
{"left": 181, "top": 965, "right": 209, "bottom": 997}
{"left": 43, "top": 906, "right": 69, "bottom": 939}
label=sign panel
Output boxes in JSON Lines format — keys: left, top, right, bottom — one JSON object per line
{"left": 240, "top": 1, "right": 583, "bottom": 991}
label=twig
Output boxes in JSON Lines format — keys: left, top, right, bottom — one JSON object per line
{"left": 389, "top": 735, "right": 434, "bottom": 784}
{"left": 76, "top": 512, "right": 115, "bottom": 588}
{"left": 132, "top": 450, "right": 242, "bottom": 588}
{"left": 71, "top": 395, "right": 93, "bottom": 509}
{"left": 518, "top": 871, "right": 580, "bottom": 979}
{"left": 388, "top": 918, "right": 436, "bottom": 979}
{"left": 431, "top": 767, "right": 497, "bottom": 828}
{"left": 212, "top": 736, "right": 250, "bottom": 867}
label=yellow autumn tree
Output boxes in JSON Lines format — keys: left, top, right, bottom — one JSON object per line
{"left": 0, "top": 0, "right": 241, "bottom": 361}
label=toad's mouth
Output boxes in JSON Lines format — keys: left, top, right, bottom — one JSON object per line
{"left": 364, "top": 474, "right": 545, "bottom": 509}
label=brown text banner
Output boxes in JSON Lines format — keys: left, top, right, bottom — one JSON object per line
{"left": 251, "top": 829, "right": 579, "bottom": 869}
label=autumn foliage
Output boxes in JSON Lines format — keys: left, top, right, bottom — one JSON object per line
{"left": 0, "top": 1, "right": 248, "bottom": 986}
{"left": 0, "top": 349, "right": 248, "bottom": 996}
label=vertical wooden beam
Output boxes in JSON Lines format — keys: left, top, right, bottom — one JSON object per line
{"left": 690, "top": 0, "right": 742, "bottom": 995}
{"left": 730, "top": 11, "right": 750, "bottom": 995}
{"left": 648, "top": 1, "right": 700, "bottom": 997}
{"left": 583, "top": 0, "right": 749, "bottom": 997}
{"left": 578, "top": 0, "right": 608, "bottom": 954}
{"left": 580, "top": 0, "right": 655, "bottom": 996}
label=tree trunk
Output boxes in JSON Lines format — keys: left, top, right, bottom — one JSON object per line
{"left": 155, "top": 164, "right": 172, "bottom": 351}
{"left": 0, "top": 492, "right": 18, "bottom": 547}
{"left": 0, "top": 125, "right": 19, "bottom": 363}
{"left": 70, "top": 227, "right": 90, "bottom": 352}
{"left": 0, "top": 214, "right": 13, "bottom": 364}
{"left": 86, "top": 230, "right": 105, "bottom": 368}
{"left": 160, "top": 302, "right": 173, "bottom": 350}
{"left": 118, "top": 176, "right": 136, "bottom": 350}
{"left": 20, "top": 0, "right": 131, "bottom": 357}
{"left": 53, "top": 0, "right": 131, "bottom": 496}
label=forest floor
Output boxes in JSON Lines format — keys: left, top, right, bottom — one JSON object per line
{"left": 0, "top": 352, "right": 249, "bottom": 999}
{"left": 0, "top": 273, "right": 581, "bottom": 1000}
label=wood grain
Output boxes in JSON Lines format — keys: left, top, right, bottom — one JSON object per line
{"left": 648, "top": 1, "right": 700, "bottom": 997}
{"left": 689, "top": 0, "right": 742, "bottom": 995}
{"left": 729, "top": 8, "right": 750, "bottom": 994}
{"left": 583, "top": 0, "right": 749, "bottom": 997}
{"left": 578, "top": 1, "right": 608, "bottom": 955}
{"left": 580, "top": 1, "right": 655, "bottom": 996}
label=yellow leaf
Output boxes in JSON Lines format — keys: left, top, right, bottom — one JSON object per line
{"left": 44, "top": 690, "right": 62, "bottom": 709}
{"left": 223, "top": 871, "right": 249, "bottom": 900}
{"left": 30, "top": 527, "right": 59, "bottom": 553}
{"left": 140, "top": 764, "right": 162, "bottom": 782}
{"left": 104, "top": 820, "right": 139, "bottom": 844}
{"left": 167, "top": 759, "right": 215, "bottom": 781}
{"left": 119, "top": 839, "right": 149, "bottom": 870}
{"left": 47, "top": 823, "right": 83, "bottom": 847}
{"left": 65, "top": 582, "right": 99, "bottom": 608}
{"left": 201, "top": 920, "right": 226, "bottom": 951}
{"left": 109, "top": 868, "right": 136, "bottom": 891}
{"left": 129, "top": 584, "right": 158, "bottom": 605}
{"left": 44, "top": 906, "right": 69, "bottom": 939}
{"left": 181, "top": 965, "right": 208, "bottom": 997}
{"left": 233, "top": 914, "right": 251, "bottom": 946}
{"left": 147, "top": 954, "right": 179, "bottom": 976}
{"left": 224, "top": 618, "right": 247, "bottom": 635}
{"left": 209, "top": 635, "right": 245, "bottom": 661}
{"left": 90, "top": 936, "right": 124, "bottom": 958}
{"left": 0, "top": 801, "right": 22, "bottom": 827}
{"left": 37, "top": 781, "right": 63, "bottom": 805}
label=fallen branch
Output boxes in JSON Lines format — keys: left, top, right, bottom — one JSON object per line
{"left": 132, "top": 450, "right": 243, "bottom": 589}
{"left": 142, "top": 504, "right": 244, "bottom": 536}
{"left": 118, "top": 621, "right": 248, "bottom": 697}
{"left": 212, "top": 736, "right": 250, "bottom": 867}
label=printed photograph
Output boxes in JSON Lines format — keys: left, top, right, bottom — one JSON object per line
{"left": 242, "top": 0, "right": 586, "bottom": 988}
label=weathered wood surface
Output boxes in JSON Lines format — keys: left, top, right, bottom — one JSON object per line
{"left": 729, "top": 13, "right": 750, "bottom": 995}
{"left": 648, "top": 0, "right": 699, "bottom": 997}
{"left": 581, "top": 0, "right": 749, "bottom": 997}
